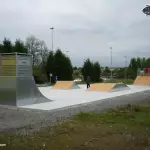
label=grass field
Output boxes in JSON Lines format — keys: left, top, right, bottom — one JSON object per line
{"left": 1, "top": 102, "right": 150, "bottom": 150}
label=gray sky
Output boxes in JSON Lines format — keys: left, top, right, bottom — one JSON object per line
{"left": 0, "top": 0, "right": 150, "bottom": 67}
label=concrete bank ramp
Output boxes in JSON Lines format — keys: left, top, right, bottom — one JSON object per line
{"left": 134, "top": 76, "right": 150, "bottom": 86}
{"left": 53, "top": 81, "right": 80, "bottom": 89}
{"left": 87, "top": 83, "right": 130, "bottom": 92}
{"left": 0, "top": 76, "right": 52, "bottom": 106}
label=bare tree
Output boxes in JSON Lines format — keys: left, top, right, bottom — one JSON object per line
{"left": 26, "top": 35, "right": 49, "bottom": 67}
{"left": 38, "top": 40, "right": 49, "bottom": 66}
{"left": 26, "top": 35, "right": 40, "bottom": 66}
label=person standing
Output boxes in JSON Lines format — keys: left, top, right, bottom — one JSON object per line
{"left": 55, "top": 75, "right": 58, "bottom": 83}
{"left": 86, "top": 76, "right": 91, "bottom": 89}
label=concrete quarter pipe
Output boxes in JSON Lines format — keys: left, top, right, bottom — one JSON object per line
{"left": 87, "top": 83, "right": 130, "bottom": 92}
{"left": 53, "top": 81, "right": 80, "bottom": 89}
{"left": 0, "top": 53, "right": 52, "bottom": 106}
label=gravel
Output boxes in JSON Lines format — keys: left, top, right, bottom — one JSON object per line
{"left": 0, "top": 90, "right": 150, "bottom": 135}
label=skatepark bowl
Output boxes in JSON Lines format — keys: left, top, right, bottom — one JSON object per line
{"left": 19, "top": 83, "right": 150, "bottom": 111}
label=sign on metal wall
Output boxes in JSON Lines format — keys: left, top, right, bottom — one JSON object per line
{"left": 16, "top": 55, "right": 32, "bottom": 77}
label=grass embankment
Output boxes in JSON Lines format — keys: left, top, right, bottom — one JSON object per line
{"left": 1, "top": 103, "right": 150, "bottom": 150}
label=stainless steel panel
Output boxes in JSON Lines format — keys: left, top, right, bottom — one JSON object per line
{"left": 0, "top": 55, "right": 1, "bottom": 76}
{"left": 16, "top": 55, "right": 32, "bottom": 77}
{"left": 16, "top": 77, "right": 51, "bottom": 106}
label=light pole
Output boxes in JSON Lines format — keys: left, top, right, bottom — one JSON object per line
{"left": 110, "top": 47, "right": 113, "bottom": 79}
{"left": 50, "top": 27, "right": 54, "bottom": 51}
{"left": 124, "top": 56, "right": 127, "bottom": 80}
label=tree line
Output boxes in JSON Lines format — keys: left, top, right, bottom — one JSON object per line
{"left": 0, "top": 36, "right": 73, "bottom": 83}
{"left": 1, "top": 36, "right": 149, "bottom": 83}
{"left": 128, "top": 57, "right": 150, "bottom": 79}
{"left": 101, "top": 57, "right": 150, "bottom": 80}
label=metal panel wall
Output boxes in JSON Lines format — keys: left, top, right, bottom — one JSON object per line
{"left": 0, "top": 54, "right": 51, "bottom": 106}
{"left": 0, "top": 55, "right": 1, "bottom": 76}
{"left": 16, "top": 77, "right": 50, "bottom": 106}
{"left": 16, "top": 55, "right": 32, "bottom": 77}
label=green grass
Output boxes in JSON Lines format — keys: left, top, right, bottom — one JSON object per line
{"left": 1, "top": 103, "right": 150, "bottom": 150}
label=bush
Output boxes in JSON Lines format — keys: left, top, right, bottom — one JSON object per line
{"left": 33, "top": 66, "right": 48, "bottom": 84}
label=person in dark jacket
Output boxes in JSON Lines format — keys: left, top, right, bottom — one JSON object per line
{"left": 86, "top": 76, "right": 91, "bottom": 89}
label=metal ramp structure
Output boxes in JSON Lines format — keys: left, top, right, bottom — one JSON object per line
{"left": 53, "top": 81, "right": 80, "bottom": 89}
{"left": 134, "top": 76, "right": 150, "bottom": 86}
{"left": 87, "top": 83, "right": 130, "bottom": 92}
{"left": 0, "top": 53, "right": 51, "bottom": 106}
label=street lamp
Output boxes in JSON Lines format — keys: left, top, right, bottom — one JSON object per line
{"left": 110, "top": 47, "right": 113, "bottom": 79}
{"left": 50, "top": 27, "right": 54, "bottom": 51}
{"left": 124, "top": 56, "right": 127, "bottom": 79}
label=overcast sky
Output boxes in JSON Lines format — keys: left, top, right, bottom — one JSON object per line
{"left": 0, "top": 0, "right": 150, "bottom": 67}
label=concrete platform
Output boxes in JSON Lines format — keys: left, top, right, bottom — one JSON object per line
{"left": 20, "top": 84, "right": 150, "bottom": 111}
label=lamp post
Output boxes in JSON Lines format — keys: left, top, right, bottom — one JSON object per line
{"left": 124, "top": 56, "right": 127, "bottom": 80}
{"left": 110, "top": 47, "right": 113, "bottom": 79}
{"left": 50, "top": 27, "right": 54, "bottom": 51}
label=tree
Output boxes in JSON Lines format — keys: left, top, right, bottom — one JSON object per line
{"left": 128, "top": 58, "right": 137, "bottom": 79}
{"left": 25, "top": 35, "right": 40, "bottom": 66}
{"left": 92, "top": 62, "right": 101, "bottom": 82}
{"left": 53, "top": 49, "right": 73, "bottom": 80}
{"left": 13, "top": 39, "right": 28, "bottom": 53}
{"left": 73, "top": 66, "right": 78, "bottom": 70}
{"left": 141, "top": 57, "right": 146, "bottom": 69}
{"left": 0, "top": 44, "right": 3, "bottom": 53}
{"left": 82, "top": 58, "right": 93, "bottom": 81}
{"left": 2, "top": 38, "right": 13, "bottom": 53}
{"left": 127, "top": 68, "right": 135, "bottom": 79}
{"left": 38, "top": 40, "right": 49, "bottom": 67}
{"left": 82, "top": 59, "right": 101, "bottom": 82}
{"left": 117, "top": 68, "right": 125, "bottom": 79}
{"left": 129, "top": 58, "right": 137, "bottom": 71}
{"left": 45, "top": 49, "right": 73, "bottom": 82}
{"left": 136, "top": 57, "right": 142, "bottom": 69}
{"left": 45, "top": 51, "right": 55, "bottom": 81}
{"left": 102, "top": 66, "right": 111, "bottom": 78}
{"left": 145, "top": 58, "right": 150, "bottom": 68}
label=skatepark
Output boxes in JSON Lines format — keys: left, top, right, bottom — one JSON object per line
{"left": 0, "top": 53, "right": 150, "bottom": 133}
{"left": 0, "top": 53, "right": 150, "bottom": 111}
{"left": 20, "top": 83, "right": 150, "bottom": 111}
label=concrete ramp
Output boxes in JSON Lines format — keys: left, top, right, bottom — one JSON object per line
{"left": 87, "top": 83, "right": 130, "bottom": 92}
{"left": 134, "top": 76, "right": 150, "bottom": 86}
{"left": 53, "top": 81, "right": 80, "bottom": 89}
{"left": 0, "top": 76, "right": 51, "bottom": 106}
